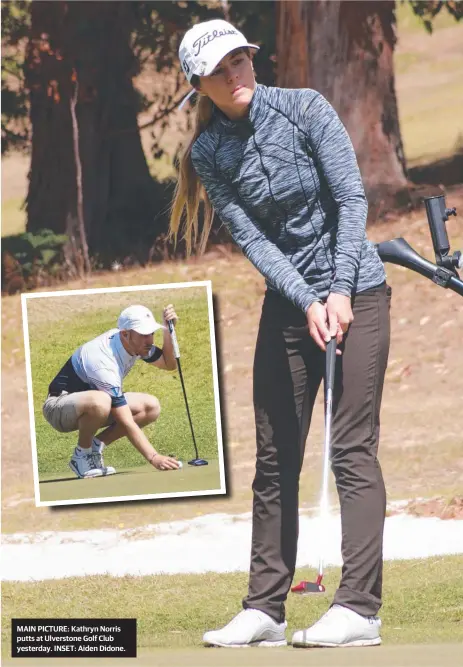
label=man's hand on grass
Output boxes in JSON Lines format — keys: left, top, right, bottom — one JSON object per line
{"left": 150, "top": 452, "right": 180, "bottom": 471}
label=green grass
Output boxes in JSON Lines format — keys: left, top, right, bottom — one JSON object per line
{"left": 2, "top": 556, "right": 462, "bottom": 654}
{"left": 38, "top": 461, "right": 222, "bottom": 503}
{"left": 25, "top": 286, "right": 221, "bottom": 476}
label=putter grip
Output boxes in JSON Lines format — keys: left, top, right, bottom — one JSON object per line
{"left": 167, "top": 320, "right": 181, "bottom": 359}
{"left": 325, "top": 337, "right": 337, "bottom": 392}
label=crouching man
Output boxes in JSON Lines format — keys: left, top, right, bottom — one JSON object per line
{"left": 43, "top": 304, "right": 181, "bottom": 478}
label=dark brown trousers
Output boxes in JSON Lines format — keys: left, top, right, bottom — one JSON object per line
{"left": 242, "top": 283, "right": 391, "bottom": 623}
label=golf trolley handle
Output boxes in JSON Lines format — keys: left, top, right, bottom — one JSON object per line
{"left": 376, "top": 238, "right": 463, "bottom": 297}
{"left": 376, "top": 195, "right": 462, "bottom": 298}
{"left": 424, "top": 195, "right": 460, "bottom": 270}
{"left": 167, "top": 320, "right": 181, "bottom": 359}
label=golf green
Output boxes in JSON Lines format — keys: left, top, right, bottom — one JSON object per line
{"left": 4, "top": 644, "right": 463, "bottom": 666}
{"left": 38, "top": 459, "right": 223, "bottom": 504}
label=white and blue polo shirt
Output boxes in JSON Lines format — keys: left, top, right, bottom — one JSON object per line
{"left": 48, "top": 329, "right": 163, "bottom": 408}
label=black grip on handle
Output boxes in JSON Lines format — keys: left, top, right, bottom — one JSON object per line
{"left": 167, "top": 320, "right": 174, "bottom": 334}
{"left": 325, "top": 337, "right": 337, "bottom": 392}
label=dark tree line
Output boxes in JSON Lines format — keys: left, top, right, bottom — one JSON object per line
{"left": 2, "top": 0, "right": 462, "bottom": 272}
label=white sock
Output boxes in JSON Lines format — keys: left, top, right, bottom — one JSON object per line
{"left": 92, "top": 437, "right": 104, "bottom": 452}
{"left": 75, "top": 446, "right": 91, "bottom": 457}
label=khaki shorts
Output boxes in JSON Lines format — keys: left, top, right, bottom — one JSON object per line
{"left": 42, "top": 392, "right": 80, "bottom": 433}
{"left": 42, "top": 391, "right": 114, "bottom": 433}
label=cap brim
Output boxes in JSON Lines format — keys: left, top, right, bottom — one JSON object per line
{"left": 131, "top": 323, "right": 166, "bottom": 335}
{"left": 200, "top": 41, "right": 259, "bottom": 77}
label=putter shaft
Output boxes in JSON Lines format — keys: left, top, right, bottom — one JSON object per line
{"left": 292, "top": 337, "right": 336, "bottom": 594}
{"left": 167, "top": 320, "right": 205, "bottom": 464}
{"left": 176, "top": 357, "right": 200, "bottom": 460}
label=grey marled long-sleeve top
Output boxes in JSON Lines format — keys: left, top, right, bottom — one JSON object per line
{"left": 191, "top": 84, "right": 385, "bottom": 312}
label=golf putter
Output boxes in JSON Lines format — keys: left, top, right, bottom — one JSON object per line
{"left": 167, "top": 320, "right": 208, "bottom": 467}
{"left": 292, "top": 336, "right": 337, "bottom": 595}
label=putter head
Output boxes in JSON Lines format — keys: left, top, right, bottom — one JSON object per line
{"left": 291, "top": 580, "right": 326, "bottom": 595}
{"left": 188, "top": 458, "right": 208, "bottom": 467}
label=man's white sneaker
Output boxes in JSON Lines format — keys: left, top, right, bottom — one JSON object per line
{"left": 92, "top": 438, "right": 116, "bottom": 475}
{"left": 69, "top": 448, "right": 106, "bottom": 479}
{"left": 203, "top": 609, "right": 287, "bottom": 648}
{"left": 292, "top": 604, "right": 381, "bottom": 648}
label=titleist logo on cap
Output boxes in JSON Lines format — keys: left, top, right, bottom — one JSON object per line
{"left": 192, "top": 28, "right": 239, "bottom": 56}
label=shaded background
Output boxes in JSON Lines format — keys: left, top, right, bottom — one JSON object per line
{"left": 2, "top": 0, "right": 462, "bottom": 288}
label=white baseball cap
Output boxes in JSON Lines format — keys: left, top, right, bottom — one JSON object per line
{"left": 117, "top": 305, "right": 165, "bottom": 335}
{"left": 178, "top": 19, "right": 259, "bottom": 109}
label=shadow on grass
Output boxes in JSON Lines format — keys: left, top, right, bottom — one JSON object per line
{"left": 40, "top": 470, "right": 134, "bottom": 484}
{"left": 40, "top": 477, "right": 77, "bottom": 484}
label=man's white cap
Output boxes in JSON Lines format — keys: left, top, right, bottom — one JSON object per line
{"left": 178, "top": 19, "right": 259, "bottom": 109}
{"left": 117, "top": 305, "right": 164, "bottom": 335}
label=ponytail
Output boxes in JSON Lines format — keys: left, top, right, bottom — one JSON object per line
{"left": 169, "top": 94, "right": 215, "bottom": 256}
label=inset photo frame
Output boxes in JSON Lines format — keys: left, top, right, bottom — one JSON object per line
{"left": 21, "top": 281, "right": 225, "bottom": 506}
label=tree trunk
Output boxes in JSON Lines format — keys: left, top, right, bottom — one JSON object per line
{"left": 25, "top": 1, "right": 165, "bottom": 265}
{"left": 276, "top": 0, "right": 409, "bottom": 217}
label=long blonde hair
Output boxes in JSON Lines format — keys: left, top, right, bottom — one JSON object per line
{"left": 169, "top": 94, "right": 215, "bottom": 256}
{"left": 170, "top": 47, "right": 252, "bottom": 256}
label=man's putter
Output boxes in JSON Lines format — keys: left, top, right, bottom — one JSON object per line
{"left": 168, "top": 320, "right": 208, "bottom": 466}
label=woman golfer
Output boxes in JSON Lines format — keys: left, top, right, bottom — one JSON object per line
{"left": 171, "top": 19, "right": 391, "bottom": 649}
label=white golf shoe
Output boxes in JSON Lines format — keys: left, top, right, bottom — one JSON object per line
{"left": 69, "top": 448, "right": 106, "bottom": 479}
{"left": 92, "top": 438, "right": 116, "bottom": 475}
{"left": 292, "top": 604, "right": 381, "bottom": 648}
{"left": 203, "top": 609, "right": 287, "bottom": 648}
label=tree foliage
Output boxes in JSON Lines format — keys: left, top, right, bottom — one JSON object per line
{"left": 408, "top": 0, "right": 463, "bottom": 33}
{"left": 1, "top": 228, "right": 68, "bottom": 294}
{"left": 1, "top": 0, "right": 462, "bottom": 284}
{"left": 3, "top": 0, "right": 461, "bottom": 159}
{"left": 1, "top": 1, "right": 30, "bottom": 154}
{"left": 2, "top": 0, "right": 462, "bottom": 158}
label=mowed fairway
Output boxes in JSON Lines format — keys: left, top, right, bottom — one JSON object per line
{"left": 39, "top": 459, "right": 221, "bottom": 503}
{"left": 2, "top": 557, "right": 463, "bottom": 663}
{"left": 24, "top": 285, "right": 224, "bottom": 503}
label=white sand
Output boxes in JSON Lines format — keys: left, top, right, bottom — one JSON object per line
{"left": 2, "top": 510, "right": 462, "bottom": 582}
